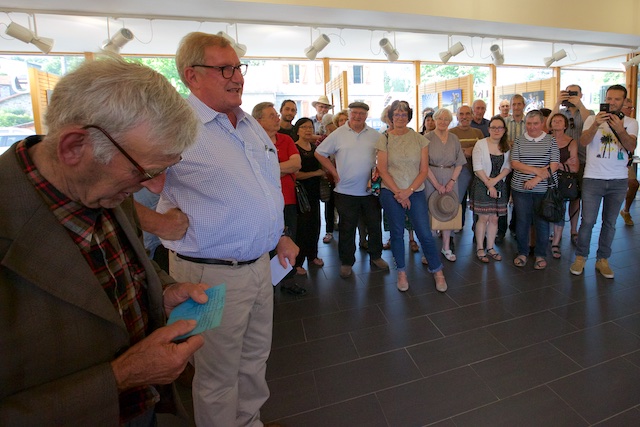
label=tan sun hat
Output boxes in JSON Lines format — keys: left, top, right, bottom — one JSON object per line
{"left": 312, "top": 95, "right": 334, "bottom": 108}
{"left": 428, "top": 192, "right": 459, "bottom": 222}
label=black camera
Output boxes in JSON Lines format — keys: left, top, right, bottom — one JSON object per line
{"left": 615, "top": 111, "right": 625, "bottom": 119}
{"left": 567, "top": 90, "right": 578, "bottom": 96}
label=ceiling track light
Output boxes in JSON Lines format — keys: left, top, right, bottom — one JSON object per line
{"left": 102, "top": 28, "right": 134, "bottom": 53}
{"left": 5, "top": 20, "right": 54, "bottom": 54}
{"left": 304, "top": 33, "right": 330, "bottom": 60}
{"left": 379, "top": 37, "right": 399, "bottom": 62}
{"left": 439, "top": 40, "right": 464, "bottom": 64}
{"left": 218, "top": 30, "right": 247, "bottom": 58}
{"left": 544, "top": 47, "right": 567, "bottom": 67}
{"left": 490, "top": 43, "right": 504, "bottom": 66}
{"left": 622, "top": 55, "right": 640, "bottom": 68}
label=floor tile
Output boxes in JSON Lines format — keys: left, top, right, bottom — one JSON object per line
{"left": 549, "top": 322, "right": 640, "bottom": 368}
{"left": 450, "top": 385, "right": 587, "bottom": 427}
{"left": 302, "top": 305, "right": 387, "bottom": 340}
{"left": 276, "top": 394, "right": 388, "bottom": 427}
{"left": 591, "top": 407, "right": 640, "bottom": 426}
{"left": 376, "top": 292, "right": 459, "bottom": 322}
{"left": 428, "top": 299, "right": 514, "bottom": 336}
{"left": 470, "top": 341, "right": 581, "bottom": 398}
{"left": 548, "top": 357, "right": 640, "bottom": 424}
{"left": 485, "top": 310, "right": 578, "bottom": 350}
{"left": 550, "top": 293, "right": 639, "bottom": 329}
{"left": 499, "top": 286, "right": 575, "bottom": 317}
{"left": 350, "top": 315, "right": 442, "bottom": 357}
{"left": 376, "top": 366, "right": 497, "bottom": 426}
{"left": 262, "top": 371, "right": 319, "bottom": 422}
{"left": 445, "top": 277, "right": 521, "bottom": 306}
{"left": 314, "top": 349, "right": 421, "bottom": 406}
{"left": 407, "top": 329, "right": 506, "bottom": 377}
{"left": 266, "top": 334, "right": 358, "bottom": 380}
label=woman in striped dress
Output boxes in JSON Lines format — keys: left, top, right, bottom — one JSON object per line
{"left": 510, "top": 110, "right": 560, "bottom": 269}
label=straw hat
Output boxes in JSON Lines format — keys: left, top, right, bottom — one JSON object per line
{"left": 312, "top": 95, "right": 334, "bottom": 108}
{"left": 428, "top": 192, "right": 459, "bottom": 222}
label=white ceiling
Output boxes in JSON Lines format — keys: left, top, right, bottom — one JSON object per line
{"left": 0, "top": 1, "right": 638, "bottom": 70}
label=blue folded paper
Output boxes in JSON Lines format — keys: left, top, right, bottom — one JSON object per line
{"left": 167, "top": 284, "right": 226, "bottom": 340}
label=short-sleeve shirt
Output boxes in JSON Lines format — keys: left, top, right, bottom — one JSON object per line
{"left": 275, "top": 133, "right": 298, "bottom": 205}
{"left": 315, "top": 124, "right": 380, "bottom": 196}
{"left": 375, "top": 129, "right": 429, "bottom": 191}
{"left": 583, "top": 115, "right": 639, "bottom": 180}
{"left": 510, "top": 132, "right": 560, "bottom": 193}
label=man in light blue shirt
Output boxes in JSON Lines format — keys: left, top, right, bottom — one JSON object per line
{"left": 158, "top": 32, "right": 298, "bottom": 426}
{"left": 316, "top": 102, "right": 389, "bottom": 278}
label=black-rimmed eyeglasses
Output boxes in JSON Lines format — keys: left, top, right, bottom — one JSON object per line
{"left": 191, "top": 64, "right": 248, "bottom": 79}
{"left": 83, "top": 125, "right": 173, "bottom": 182}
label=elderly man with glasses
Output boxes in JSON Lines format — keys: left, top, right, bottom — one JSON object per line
{"left": 160, "top": 32, "right": 298, "bottom": 426}
{"left": 0, "top": 57, "right": 206, "bottom": 426}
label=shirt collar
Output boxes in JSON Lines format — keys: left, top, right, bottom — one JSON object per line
{"left": 523, "top": 131, "right": 547, "bottom": 142}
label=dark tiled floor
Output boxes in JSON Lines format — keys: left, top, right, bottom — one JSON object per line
{"left": 162, "top": 200, "right": 640, "bottom": 427}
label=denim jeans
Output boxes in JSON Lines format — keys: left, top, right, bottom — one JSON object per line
{"left": 334, "top": 193, "right": 383, "bottom": 266}
{"left": 512, "top": 190, "right": 549, "bottom": 258}
{"left": 458, "top": 166, "right": 473, "bottom": 227}
{"left": 379, "top": 188, "right": 443, "bottom": 273}
{"left": 576, "top": 178, "right": 627, "bottom": 259}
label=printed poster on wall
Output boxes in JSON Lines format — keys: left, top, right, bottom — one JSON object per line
{"left": 442, "top": 89, "right": 462, "bottom": 113}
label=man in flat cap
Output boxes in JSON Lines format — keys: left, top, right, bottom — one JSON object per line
{"left": 315, "top": 101, "right": 389, "bottom": 278}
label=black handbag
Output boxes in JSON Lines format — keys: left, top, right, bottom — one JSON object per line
{"left": 295, "top": 180, "right": 311, "bottom": 213}
{"left": 536, "top": 175, "right": 565, "bottom": 223}
{"left": 556, "top": 164, "right": 579, "bottom": 200}
{"left": 319, "top": 177, "right": 332, "bottom": 202}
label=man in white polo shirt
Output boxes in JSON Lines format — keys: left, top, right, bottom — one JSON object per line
{"left": 315, "top": 101, "right": 389, "bottom": 278}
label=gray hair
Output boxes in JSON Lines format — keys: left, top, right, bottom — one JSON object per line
{"left": 252, "top": 102, "right": 275, "bottom": 120}
{"left": 525, "top": 109, "right": 545, "bottom": 122}
{"left": 175, "top": 32, "right": 231, "bottom": 87}
{"left": 433, "top": 108, "right": 453, "bottom": 122}
{"left": 44, "top": 55, "right": 199, "bottom": 164}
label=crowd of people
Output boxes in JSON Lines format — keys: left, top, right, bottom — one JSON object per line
{"left": 1, "top": 28, "right": 637, "bottom": 426}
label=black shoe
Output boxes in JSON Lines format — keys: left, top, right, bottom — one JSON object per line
{"left": 280, "top": 283, "right": 307, "bottom": 296}
{"left": 495, "top": 234, "right": 504, "bottom": 244}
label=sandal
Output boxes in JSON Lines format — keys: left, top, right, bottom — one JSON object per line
{"left": 434, "top": 271, "right": 448, "bottom": 292}
{"left": 476, "top": 249, "right": 490, "bottom": 263}
{"left": 409, "top": 240, "right": 420, "bottom": 252}
{"left": 486, "top": 248, "right": 502, "bottom": 261}
{"left": 551, "top": 245, "right": 561, "bottom": 259}
{"left": 295, "top": 266, "right": 307, "bottom": 275}
{"left": 312, "top": 258, "right": 324, "bottom": 267}
{"left": 421, "top": 256, "right": 428, "bottom": 265}
{"left": 513, "top": 255, "right": 527, "bottom": 267}
{"left": 382, "top": 240, "right": 391, "bottom": 250}
{"left": 534, "top": 257, "right": 547, "bottom": 270}
{"left": 441, "top": 248, "right": 457, "bottom": 262}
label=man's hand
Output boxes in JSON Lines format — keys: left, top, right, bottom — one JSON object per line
{"left": 157, "top": 208, "right": 189, "bottom": 240}
{"left": 608, "top": 113, "right": 626, "bottom": 134}
{"left": 276, "top": 236, "right": 299, "bottom": 269}
{"left": 163, "top": 282, "right": 209, "bottom": 317}
{"left": 110, "top": 320, "right": 204, "bottom": 391}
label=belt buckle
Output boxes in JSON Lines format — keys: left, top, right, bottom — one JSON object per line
{"left": 231, "top": 260, "right": 239, "bottom": 267}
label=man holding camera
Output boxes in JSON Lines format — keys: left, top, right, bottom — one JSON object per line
{"left": 570, "top": 85, "right": 638, "bottom": 278}
{"left": 548, "top": 85, "right": 594, "bottom": 243}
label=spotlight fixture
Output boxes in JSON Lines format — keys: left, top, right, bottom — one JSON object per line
{"left": 379, "top": 38, "right": 399, "bottom": 62}
{"left": 304, "top": 34, "right": 330, "bottom": 60}
{"left": 5, "top": 21, "right": 54, "bottom": 54}
{"left": 439, "top": 41, "right": 464, "bottom": 64}
{"left": 544, "top": 49, "right": 567, "bottom": 67}
{"left": 102, "top": 28, "right": 134, "bottom": 53}
{"left": 622, "top": 55, "right": 640, "bottom": 68}
{"left": 217, "top": 31, "right": 247, "bottom": 58}
{"left": 490, "top": 44, "right": 504, "bottom": 66}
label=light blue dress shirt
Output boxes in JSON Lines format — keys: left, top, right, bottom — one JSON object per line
{"left": 158, "top": 94, "right": 284, "bottom": 261}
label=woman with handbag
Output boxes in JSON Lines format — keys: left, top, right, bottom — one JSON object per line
{"left": 549, "top": 113, "right": 579, "bottom": 259}
{"left": 376, "top": 101, "right": 447, "bottom": 292}
{"left": 292, "top": 118, "right": 325, "bottom": 275}
{"left": 510, "top": 110, "right": 560, "bottom": 269}
{"left": 424, "top": 108, "right": 466, "bottom": 262}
